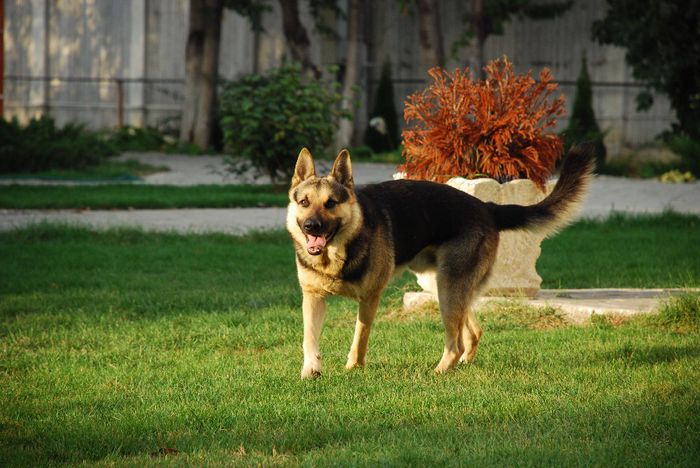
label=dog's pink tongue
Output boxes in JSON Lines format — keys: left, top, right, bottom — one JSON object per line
{"left": 306, "top": 235, "right": 327, "bottom": 254}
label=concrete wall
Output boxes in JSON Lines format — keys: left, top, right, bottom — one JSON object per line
{"left": 4, "top": 0, "right": 676, "bottom": 152}
{"left": 6, "top": 0, "right": 138, "bottom": 127}
{"left": 4, "top": 0, "right": 327, "bottom": 129}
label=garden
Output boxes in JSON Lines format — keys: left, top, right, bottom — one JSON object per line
{"left": 2, "top": 53, "right": 700, "bottom": 466}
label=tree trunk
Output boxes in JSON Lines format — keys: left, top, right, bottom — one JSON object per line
{"left": 180, "top": 0, "right": 223, "bottom": 149}
{"left": 417, "top": 0, "right": 445, "bottom": 71}
{"left": 335, "top": 0, "right": 360, "bottom": 149}
{"left": 471, "top": 0, "right": 486, "bottom": 79}
{"left": 278, "top": 0, "right": 319, "bottom": 78}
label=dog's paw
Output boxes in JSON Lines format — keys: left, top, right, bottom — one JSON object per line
{"left": 464, "top": 348, "right": 478, "bottom": 363}
{"left": 458, "top": 353, "right": 476, "bottom": 365}
{"left": 434, "top": 362, "right": 458, "bottom": 374}
{"left": 300, "top": 367, "right": 322, "bottom": 379}
{"left": 344, "top": 360, "right": 364, "bottom": 370}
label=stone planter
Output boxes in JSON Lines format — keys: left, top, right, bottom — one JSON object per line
{"left": 414, "top": 177, "right": 556, "bottom": 299}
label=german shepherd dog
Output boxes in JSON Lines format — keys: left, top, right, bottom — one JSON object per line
{"left": 287, "top": 145, "right": 593, "bottom": 379}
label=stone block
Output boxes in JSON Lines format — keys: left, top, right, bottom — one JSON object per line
{"left": 414, "top": 177, "right": 556, "bottom": 298}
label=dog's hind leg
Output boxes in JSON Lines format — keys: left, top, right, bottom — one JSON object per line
{"left": 346, "top": 294, "right": 381, "bottom": 369}
{"left": 459, "top": 312, "right": 483, "bottom": 363}
{"left": 434, "top": 232, "right": 498, "bottom": 373}
{"left": 459, "top": 235, "right": 497, "bottom": 364}
{"left": 435, "top": 275, "right": 473, "bottom": 373}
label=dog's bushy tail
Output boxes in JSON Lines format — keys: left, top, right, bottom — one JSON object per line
{"left": 488, "top": 143, "right": 595, "bottom": 235}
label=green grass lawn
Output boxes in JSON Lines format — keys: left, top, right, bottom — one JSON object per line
{"left": 1, "top": 216, "right": 699, "bottom": 466}
{"left": 538, "top": 212, "right": 700, "bottom": 288}
{"left": 0, "top": 184, "right": 289, "bottom": 209}
{"left": 0, "top": 158, "right": 168, "bottom": 182}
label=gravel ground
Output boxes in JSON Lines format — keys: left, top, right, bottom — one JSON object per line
{"left": 1, "top": 152, "right": 699, "bottom": 233}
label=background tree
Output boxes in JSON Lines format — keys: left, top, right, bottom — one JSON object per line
{"left": 398, "top": 0, "right": 445, "bottom": 71}
{"left": 180, "top": 0, "right": 224, "bottom": 149}
{"left": 453, "top": 0, "right": 572, "bottom": 77}
{"left": 335, "top": 0, "right": 360, "bottom": 149}
{"left": 417, "top": 0, "right": 445, "bottom": 69}
{"left": 278, "top": 0, "right": 320, "bottom": 77}
{"left": 593, "top": 0, "right": 700, "bottom": 140}
{"left": 564, "top": 52, "right": 606, "bottom": 169}
{"left": 180, "top": 0, "right": 268, "bottom": 149}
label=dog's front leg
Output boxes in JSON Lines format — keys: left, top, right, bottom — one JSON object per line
{"left": 301, "top": 292, "right": 326, "bottom": 379}
{"left": 346, "top": 295, "right": 380, "bottom": 369}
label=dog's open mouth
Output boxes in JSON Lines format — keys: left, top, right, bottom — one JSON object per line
{"left": 305, "top": 230, "right": 336, "bottom": 255}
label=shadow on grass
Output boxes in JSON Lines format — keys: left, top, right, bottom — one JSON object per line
{"left": 600, "top": 342, "right": 700, "bottom": 367}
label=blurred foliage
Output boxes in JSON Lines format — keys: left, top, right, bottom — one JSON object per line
{"left": 563, "top": 52, "right": 607, "bottom": 169}
{"left": 109, "top": 126, "right": 208, "bottom": 155}
{"left": 593, "top": 0, "right": 700, "bottom": 140}
{"left": 349, "top": 145, "right": 403, "bottom": 164}
{"left": 451, "top": 0, "right": 572, "bottom": 59}
{"left": 108, "top": 126, "right": 166, "bottom": 153}
{"left": 0, "top": 116, "right": 115, "bottom": 173}
{"left": 666, "top": 135, "right": 700, "bottom": 177}
{"left": 219, "top": 63, "right": 347, "bottom": 182}
{"left": 0, "top": 116, "right": 212, "bottom": 176}
{"left": 224, "top": 0, "right": 271, "bottom": 32}
{"left": 659, "top": 169, "right": 695, "bottom": 184}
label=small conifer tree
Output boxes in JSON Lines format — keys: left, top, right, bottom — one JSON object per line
{"left": 564, "top": 52, "right": 606, "bottom": 168}
{"left": 364, "top": 60, "right": 399, "bottom": 152}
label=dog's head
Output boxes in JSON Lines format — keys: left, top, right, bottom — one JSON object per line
{"left": 287, "top": 148, "right": 358, "bottom": 256}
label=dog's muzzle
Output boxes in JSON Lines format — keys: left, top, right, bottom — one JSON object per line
{"left": 302, "top": 217, "right": 336, "bottom": 256}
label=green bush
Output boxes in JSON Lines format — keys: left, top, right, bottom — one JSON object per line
{"left": 108, "top": 125, "right": 165, "bottom": 152}
{"left": 107, "top": 125, "right": 209, "bottom": 155}
{"left": 0, "top": 116, "right": 115, "bottom": 174}
{"left": 666, "top": 135, "right": 700, "bottom": 176}
{"left": 364, "top": 60, "right": 399, "bottom": 153}
{"left": 348, "top": 145, "right": 404, "bottom": 164}
{"left": 219, "top": 64, "right": 344, "bottom": 182}
{"left": 349, "top": 145, "right": 373, "bottom": 160}
{"left": 563, "top": 52, "right": 607, "bottom": 169}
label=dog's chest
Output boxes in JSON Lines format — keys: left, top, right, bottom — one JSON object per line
{"left": 301, "top": 270, "right": 357, "bottom": 297}
{"left": 296, "top": 246, "right": 363, "bottom": 298}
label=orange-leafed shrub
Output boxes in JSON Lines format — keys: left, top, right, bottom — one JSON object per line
{"left": 400, "top": 56, "right": 566, "bottom": 190}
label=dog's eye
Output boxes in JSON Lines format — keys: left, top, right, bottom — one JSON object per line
{"left": 299, "top": 199, "right": 310, "bottom": 208}
{"left": 324, "top": 199, "right": 337, "bottom": 209}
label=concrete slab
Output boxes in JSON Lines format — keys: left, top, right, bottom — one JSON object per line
{"left": 130, "top": 152, "right": 399, "bottom": 186}
{"left": 403, "top": 289, "right": 698, "bottom": 324}
{"left": 0, "top": 152, "right": 399, "bottom": 187}
{"left": 581, "top": 175, "right": 700, "bottom": 218}
{"left": 0, "top": 207, "right": 289, "bottom": 234}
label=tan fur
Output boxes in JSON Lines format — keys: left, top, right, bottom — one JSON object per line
{"left": 287, "top": 185, "right": 366, "bottom": 296}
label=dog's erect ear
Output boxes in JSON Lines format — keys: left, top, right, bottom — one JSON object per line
{"left": 331, "top": 149, "right": 354, "bottom": 189}
{"left": 291, "top": 148, "right": 316, "bottom": 188}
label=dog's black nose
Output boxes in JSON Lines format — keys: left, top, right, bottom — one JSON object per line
{"left": 303, "top": 218, "right": 322, "bottom": 233}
